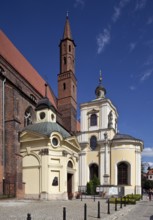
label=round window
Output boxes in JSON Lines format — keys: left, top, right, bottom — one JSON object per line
{"left": 40, "top": 112, "right": 45, "bottom": 120}
{"left": 52, "top": 137, "right": 59, "bottom": 147}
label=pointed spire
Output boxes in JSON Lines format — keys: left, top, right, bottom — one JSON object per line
{"left": 63, "top": 12, "right": 72, "bottom": 39}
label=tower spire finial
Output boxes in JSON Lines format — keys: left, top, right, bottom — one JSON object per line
{"left": 66, "top": 10, "right": 69, "bottom": 18}
{"left": 99, "top": 70, "right": 102, "bottom": 85}
{"left": 63, "top": 11, "right": 72, "bottom": 39}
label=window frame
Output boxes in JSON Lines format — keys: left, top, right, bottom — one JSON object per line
{"left": 117, "top": 162, "right": 129, "bottom": 185}
{"left": 90, "top": 135, "right": 97, "bottom": 150}
{"left": 90, "top": 114, "right": 97, "bottom": 126}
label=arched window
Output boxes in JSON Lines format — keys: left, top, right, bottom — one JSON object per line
{"left": 69, "top": 45, "right": 71, "bottom": 52}
{"left": 90, "top": 136, "right": 97, "bottom": 150}
{"left": 90, "top": 114, "right": 97, "bottom": 126}
{"left": 118, "top": 162, "right": 129, "bottom": 185}
{"left": 67, "top": 161, "right": 73, "bottom": 168}
{"left": 24, "top": 106, "right": 35, "bottom": 127}
{"left": 63, "top": 83, "right": 66, "bottom": 90}
{"left": 64, "top": 57, "right": 67, "bottom": 65}
{"left": 89, "top": 163, "right": 98, "bottom": 180}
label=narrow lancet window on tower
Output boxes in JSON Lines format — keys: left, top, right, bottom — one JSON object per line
{"left": 64, "top": 57, "right": 67, "bottom": 65}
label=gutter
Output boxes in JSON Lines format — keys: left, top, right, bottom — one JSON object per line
{"left": 2, "top": 78, "right": 6, "bottom": 179}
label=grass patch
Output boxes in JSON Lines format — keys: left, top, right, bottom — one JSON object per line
{"left": 126, "top": 194, "right": 141, "bottom": 201}
{"left": 109, "top": 196, "right": 136, "bottom": 205}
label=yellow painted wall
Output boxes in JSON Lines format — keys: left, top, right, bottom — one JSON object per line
{"left": 87, "top": 151, "right": 99, "bottom": 166}
{"left": 22, "top": 155, "right": 40, "bottom": 195}
{"left": 111, "top": 145, "right": 136, "bottom": 188}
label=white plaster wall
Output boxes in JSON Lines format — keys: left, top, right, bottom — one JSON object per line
{"left": 80, "top": 108, "right": 88, "bottom": 131}
{"left": 79, "top": 152, "right": 87, "bottom": 185}
{"left": 99, "top": 148, "right": 105, "bottom": 184}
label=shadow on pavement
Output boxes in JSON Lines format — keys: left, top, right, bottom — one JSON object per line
{"left": 150, "top": 216, "right": 153, "bottom": 220}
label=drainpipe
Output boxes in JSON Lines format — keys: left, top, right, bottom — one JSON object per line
{"left": 2, "top": 78, "right": 6, "bottom": 180}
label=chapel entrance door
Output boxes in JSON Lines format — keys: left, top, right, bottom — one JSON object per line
{"left": 67, "top": 173, "right": 73, "bottom": 199}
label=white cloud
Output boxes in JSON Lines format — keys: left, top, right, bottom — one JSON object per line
{"left": 112, "top": 0, "right": 130, "bottom": 22}
{"left": 112, "top": 7, "right": 121, "bottom": 22}
{"left": 97, "top": 0, "right": 130, "bottom": 54}
{"left": 142, "top": 161, "right": 153, "bottom": 170}
{"left": 129, "top": 42, "right": 137, "bottom": 52}
{"left": 140, "top": 69, "right": 153, "bottom": 82}
{"left": 135, "top": 0, "right": 147, "bottom": 10}
{"left": 142, "top": 147, "right": 153, "bottom": 157}
{"left": 74, "top": 0, "right": 85, "bottom": 8}
{"left": 144, "top": 55, "right": 153, "bottom": 66}
{"left": 130, "top": 85, "right": 136, "bottom": 91}
{"left": 148, "top": 162, "right": 153, "bottom": 167}
{"left": 147, "top": 16, "right": 153, "bottom": 25}
{"left": 97, "top": 28, "right": 111, "bottom": 54}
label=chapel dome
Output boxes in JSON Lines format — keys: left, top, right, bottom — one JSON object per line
{"left": 35, "top": 97, "right": 56, "bottom": 113}
{"left": 95, "top": 70, "right": 106, "bottom": 99}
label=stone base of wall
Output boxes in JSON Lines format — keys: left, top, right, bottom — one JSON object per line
{"left": 16, "top": 183, "right": 25, "bottom": 199}
{"left": 47, "top": 192, "right": 68, "bottom": 200}
{"left": 25, "top": 192, "right": 69, "bottom": 200}
{"left": 24, "top": 194, "right": 40, "bottom": 200}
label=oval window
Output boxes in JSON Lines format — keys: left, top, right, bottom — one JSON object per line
{"left": 40, "top": 112, "right": 45, "bottom": 120}
{"left": 51, "top": 114, "right": 54, "bottom": 121}
{"left": 52, "top": 137, "right": 59, "bottom": 147}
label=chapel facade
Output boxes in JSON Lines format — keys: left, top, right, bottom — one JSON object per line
{"left": 77, "top": 73, "right": 144, "bottom": 195}
{"left": 20, "top": 96, "right": 80, "bottom": 200}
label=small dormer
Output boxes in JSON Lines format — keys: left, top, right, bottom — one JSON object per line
{"left": 35, "top": 97, "right": 57, "bottom": 123}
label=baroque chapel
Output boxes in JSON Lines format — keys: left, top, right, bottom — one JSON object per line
{"left": 77, "top": 73, "right": 143, "bottom": 195}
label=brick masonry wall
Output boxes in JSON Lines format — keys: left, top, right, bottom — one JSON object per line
{"left": 0, "top": 48, "right": 73, "bottom": 196}
{"left": 58, "top": 71, "right": 77, "bottom": 133}
{"left": 0, "top": 58, "right": 43, "bottom": 197}
{"left": 0, "top": 76, "right": 4, "bottom": 193}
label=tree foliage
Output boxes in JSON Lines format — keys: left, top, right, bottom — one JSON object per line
{"left": 143, "top": 179, "right": 153, "bottom": 190}
{"left": 86, "top": 176, "right": 100, "bottom": 195}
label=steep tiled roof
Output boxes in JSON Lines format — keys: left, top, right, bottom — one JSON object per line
{"left": 0, "top": 30, "right": 57, "bottom": 108}
{"left": 147, "top": 169, "right": 153, "bottom": 175}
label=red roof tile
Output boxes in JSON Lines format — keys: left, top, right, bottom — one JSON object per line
{"left": 0, "top": 30, "right": 57, "bottom": 108}
{"left": 147, "top": 169, "right": 153, "bottom": 175}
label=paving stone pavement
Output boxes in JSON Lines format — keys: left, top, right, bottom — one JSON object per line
{"left": 0, "top": 195, "right": 152, "bottom": 220}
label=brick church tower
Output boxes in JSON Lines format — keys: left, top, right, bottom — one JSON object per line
{"left": 58, "top": 15, "right": 77, "bottom": 133}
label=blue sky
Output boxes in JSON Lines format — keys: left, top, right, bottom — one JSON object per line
{"left": 0, "top": 0, "right": 153, "bottom": 168}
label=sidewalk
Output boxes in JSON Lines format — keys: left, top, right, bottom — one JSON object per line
{"left": 0, "top": 195, "right": 152, "bottom": 219}
{"left": 103, "top": 195, "right": 153, "bottom": 220}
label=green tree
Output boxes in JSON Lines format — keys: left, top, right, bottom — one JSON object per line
{"left": 143, "top": 179, "right": 153, "bottom": 190}
{"left": 86, "top": 176, "right": 100, "bottom": 195}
